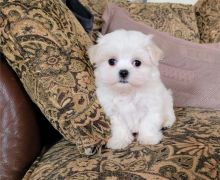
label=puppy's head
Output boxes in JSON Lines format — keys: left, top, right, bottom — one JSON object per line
{"left": 88, "top": 29, "right": 163, "bottom": 92}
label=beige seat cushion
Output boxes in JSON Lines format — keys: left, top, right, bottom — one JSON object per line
{"left": 23, "top": 108, "right": 220, "bottom": 180}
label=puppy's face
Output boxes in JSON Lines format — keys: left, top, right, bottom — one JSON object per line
{"left": 88, "top": 30, "right": 163, "bottom": 92}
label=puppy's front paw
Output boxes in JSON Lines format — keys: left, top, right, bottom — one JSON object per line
{"left": 163, "top": 115, "right": 176, "bottom": 129}
{"left": 138, "top": 131, "right": 162, "bottom": 145}
{"left": 107, "top": 135, "right": 133, "bottom": 150}
{"left": 162, "top": 120, "right": 174, "bottom": 129}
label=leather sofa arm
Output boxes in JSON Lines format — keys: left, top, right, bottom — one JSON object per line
{"left": 0, "top": 55, "right": 42, "bottom": 180}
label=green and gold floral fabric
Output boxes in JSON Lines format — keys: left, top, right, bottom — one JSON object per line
{"left": 195, "top": 0, "right": 220, "bottom": 43}
{"left": 0, "top": 0, "right": 111, "bottom": 154}
{"left": 81, "top": 0, "right": 200, "bottom": 42}
{"left": 24, "top": 108, "right": 220, "bottom": 180}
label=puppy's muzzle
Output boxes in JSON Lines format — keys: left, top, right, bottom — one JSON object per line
{"left": 119, "top": 69, "right": 129, "bottom": 79}
{"left": 119, "top": 69, "right": 129, "bottom": 83}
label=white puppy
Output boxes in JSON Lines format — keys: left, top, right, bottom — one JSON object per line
{"left": 88, "top": 30, "right": 175, "bottom": 149}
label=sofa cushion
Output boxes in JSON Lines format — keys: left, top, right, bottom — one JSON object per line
{"left": 0, "top": 0, "right": 110, "bottom": 154}
{"left": 0, "top": 56, "right": 41, "bottom": 180}
{"left": 195, "top": 0, "right": 220, "bottom": 43}
{"left": 23, "top": 108, "right": 220, "bottom": 180}
{"left": 81, "top": 0, "right": 200, "bottom": 42}
{"left": 101, "top": 3, "right": 220, "bottom": 111}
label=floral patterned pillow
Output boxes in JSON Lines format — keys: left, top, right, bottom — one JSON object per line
{"left": 195, "top": 0, "right": 220, "bottom": 43}
{"left": 0, "top": 0, "right": 110, "bottom": 154}
{"left": 81, "top": 0, "right": 200, "bottom": 42}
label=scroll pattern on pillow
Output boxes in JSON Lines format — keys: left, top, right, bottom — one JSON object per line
{"left": 195, "top": 0, "right": 220, "bottom": 43}
{"left": 80, "top": 0, "right": 200, "bottom": 42}
{"left": 0, "top": 0, "right": 111, "bottom": 154}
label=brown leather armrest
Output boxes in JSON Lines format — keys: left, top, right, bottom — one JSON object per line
{"left": 0, "top": 56, "right": 42, "bottom": 180}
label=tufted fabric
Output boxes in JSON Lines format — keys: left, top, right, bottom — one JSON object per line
{"left": 0, "top": 0, "right": 111, "bottom": 154}
{"left": 23, "top": 108, "right": 220, "bottom": 180}
{"left": 0, "top": 56, "right": 41, "bottom": 180}
{"left": 194, "top": 0, "right": 220, "bottom": 43}
{"left": 80, "top": 0, "right": 200, "bottom": 42}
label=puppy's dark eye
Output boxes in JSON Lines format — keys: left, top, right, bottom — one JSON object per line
{"left": 108, "top": 58, "right": 117, "bottom": 66}
{"left": 132, "top": 60, "right": 141, "bottom": 67}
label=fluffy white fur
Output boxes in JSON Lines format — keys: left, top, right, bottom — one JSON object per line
{"left": 88, "top": 30, "right": 176, "bottom": 149}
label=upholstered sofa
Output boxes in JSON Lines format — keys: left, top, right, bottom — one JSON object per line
{"left": 0, "top": 0, "right": 219, "bottom": 179}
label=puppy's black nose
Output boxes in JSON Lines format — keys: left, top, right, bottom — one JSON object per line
{"left": 119, "top": 69, "right": 129, "bottom": 79}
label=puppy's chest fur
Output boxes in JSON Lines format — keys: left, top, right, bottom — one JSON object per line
{"left": 114, "top": 95, "right": 146, "bottom": 132}
{"left": 98, "top": 90, "right": 148, "bottom": 133}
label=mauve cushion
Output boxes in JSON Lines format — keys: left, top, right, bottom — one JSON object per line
{"left": 101, "top": 3, "right": 220, "bottom": 110}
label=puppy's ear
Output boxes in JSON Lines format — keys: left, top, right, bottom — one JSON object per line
{"left": 146, "top": 36, "right": 164, "bottom": 66}
{"left": 87, "top": 44, "right": 99, "bottom": 64}
{"left": 87, "top": 33, "right": 104, "bottom": 64}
